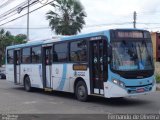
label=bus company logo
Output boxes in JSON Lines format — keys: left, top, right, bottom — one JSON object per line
{"left": 74, "top": 71, "right": 85, "bottom": 77}
{"left": 74, "top": 71, "right": 77, "bottom": 77}
{"left": 77, "top": 72, "right": 85, "bottom": 77}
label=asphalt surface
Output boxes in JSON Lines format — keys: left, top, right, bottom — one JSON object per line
{"left": 0, "top": 79, "right": 160, "bottom": 114}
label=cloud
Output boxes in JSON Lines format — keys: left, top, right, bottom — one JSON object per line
{"left": 2, "top": 0, "right": 54, "bottom": 40}
{"left": 1, "top": 0, "right": 160, "bottom": 40}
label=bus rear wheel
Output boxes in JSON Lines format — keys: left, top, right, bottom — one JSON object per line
{"left": 75, "top": 81, "right": 88, "bottom": 102}
{"left": 24, "top": 76, "right": 32, "bottom": 92}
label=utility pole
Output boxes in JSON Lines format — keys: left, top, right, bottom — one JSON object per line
{"left": 133, "top": 11, "right": 137, "bottom": 28}
{"left": 27, "top": 0, "right": 30, "bottom": 41}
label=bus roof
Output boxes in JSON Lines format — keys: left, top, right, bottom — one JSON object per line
{"left": 6, "top": 28, "right": 146, "bottom": 49}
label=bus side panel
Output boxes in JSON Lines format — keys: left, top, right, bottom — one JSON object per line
{"left": 67, "top": 64, "right": 78, "bottom": 93}
{"left": 30, "top": 64, "right": 43, "bottom": 88}
{"left": 52, "top": 64, "right": 90, "bottom": 94}
{"left": 52, "top": 64, "right": 70, "bottom": 92}
{"left": 6, "top": 64, "right": 14, "bottom": 82}
{"left": 68, "top": 64, "right": 90, "bottom": 94}
{"left": 21, "top": 64, "right": 43, "bottom": 88}
{"left": 21, "top": 64, "right": 30, "bottom": 85}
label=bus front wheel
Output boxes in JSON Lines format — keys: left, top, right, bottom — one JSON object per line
{"left": 75, "top": 81, "right": 88, "bottom": 102}
{"left": 24, "top": 76, "right": 32, "bottom": 92}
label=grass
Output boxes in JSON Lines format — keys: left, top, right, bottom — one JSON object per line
{"left": 155, "top": 74, "right": 160, "bottom": 83}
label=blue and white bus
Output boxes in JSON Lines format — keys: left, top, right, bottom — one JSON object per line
{"left": 6, "top": 29, "right": 156, "bottom": 101}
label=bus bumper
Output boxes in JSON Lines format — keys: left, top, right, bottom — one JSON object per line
{"left": 104, "top": 81, "right": 156, "bottom": 98}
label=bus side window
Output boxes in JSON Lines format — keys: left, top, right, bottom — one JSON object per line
{"left": 53, "top": 43, "right": 68, "bottom": 62}
{"left": 53, "top": 50, "right": 58, "bottom": 62}
{"left": 7, "top": 50, "right": 14, "bottom": 64}
{"left": 31, "top": 46, "right": 41, "bottom": 63}
{"left": 22, "top": 48, "right": 31, "bottom": 64}
{"left": 70, "top": 40, "right": 87, "bottom": 62}
{"left": 16, "top": 54, "right": 20, "bottom": 65}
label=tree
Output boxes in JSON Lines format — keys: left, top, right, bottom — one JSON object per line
{"left": 0, "top": 29, "right": 27, "bottom": 66}
{"left": 0, "top": 29, "right": 12, "bottom": 66}
{"left": 13, "top": 34, "right": 27, "bottom": 44}
{"left": 46, "top": 0, "right": 87, "bottom": 35}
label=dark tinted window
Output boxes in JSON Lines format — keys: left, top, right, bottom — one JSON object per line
{"left": 53, "top": 43, "right": 68, "bottom": 62}
{"left": 32, "top": 46, "right": 41, "bottom": 63}
{"left": 7, "top": 50, "right": 14, "bottom": 64}
{"left": 45, "top": 47, "right": 52, "bottom": 65}
{"left": 70, "top": 40, "right": 87, "bottom": 62}
{"left": 22, "top": 48, "right": 31, "bottom": 63}
{"left": 15, "top": 51, "right": 21, "bottom": 65}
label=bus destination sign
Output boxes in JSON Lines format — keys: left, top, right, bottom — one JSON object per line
{"left": 117, "top": 31, "right": 143, "bottom": 38}
{"left": 73, "top": 64, "right": 87, "bottom": 71}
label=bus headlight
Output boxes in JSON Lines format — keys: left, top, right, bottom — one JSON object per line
{"left": 112, "top": 79, "right": 119, "bottom": 84}
{"left": 112, "top": 79, "right": 125, "bottom": 88}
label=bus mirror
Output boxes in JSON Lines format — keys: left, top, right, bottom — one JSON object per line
{"left": 108, "top": 46, "right": 112, "bottom": 63}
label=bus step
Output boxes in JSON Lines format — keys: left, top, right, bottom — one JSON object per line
{"left": 44, "top": 88, "right": 53, "bottom": 92}
{"left": 90, "top": 94, "right": 104, "bottom": 97}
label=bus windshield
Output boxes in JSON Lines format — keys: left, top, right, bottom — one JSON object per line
{"left": 111, "top": 40, "right": 154, "bottom": 71}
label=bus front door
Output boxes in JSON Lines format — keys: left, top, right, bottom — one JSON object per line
{"left": 14, "top": 50, "right": 21, "bottom": 84}
{"left": 43, "top": 46, "right": 52, "bottom": 88}
{"left": 90, "top": 40, "right": 107, "bottom": 95}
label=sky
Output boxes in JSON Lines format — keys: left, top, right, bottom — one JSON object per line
{"left": 0, "top": 0, "right": 160, "bottom": 40}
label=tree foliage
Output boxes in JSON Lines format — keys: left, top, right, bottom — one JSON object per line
{"left": 46, "top": 0, "right": 87, "bottom": 35}
{"left": 0, "top": 29, "right": 27, "bottom": 66}
{"left": 13, "top": 34, "right": 27, "bottom": 44}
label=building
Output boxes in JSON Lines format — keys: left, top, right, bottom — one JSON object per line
{"left": 151, "top": 32, "right": 160, "bottom": 61}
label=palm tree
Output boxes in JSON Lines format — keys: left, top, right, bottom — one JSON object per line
{"left": 46, "top": 0, "right": 87, "bottom": 35}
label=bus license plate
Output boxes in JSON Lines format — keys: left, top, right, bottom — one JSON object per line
{"left": 136, "top": 88, "right": 145, "bottom": 93}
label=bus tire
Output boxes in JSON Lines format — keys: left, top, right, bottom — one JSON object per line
{"left": 24, "top": 76, "right": 32, "bottom": 92}
{"left": 75, "top": 81, "right": 88, "bottom": 102}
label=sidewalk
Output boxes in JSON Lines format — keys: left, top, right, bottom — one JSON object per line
{"left": 157, "top": 83, "right": 160, "bottom": 91}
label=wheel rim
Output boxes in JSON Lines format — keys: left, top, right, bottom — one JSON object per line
{"left": 78, "top": 85, "right": 86, "bottom": 98}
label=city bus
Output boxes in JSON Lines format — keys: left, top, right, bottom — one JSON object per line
{"left": 6, "top": 29, "right": 156, "bottom": 101}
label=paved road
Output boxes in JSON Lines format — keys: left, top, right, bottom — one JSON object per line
{"left": 0, "top": 79, "right": 160, "bottom": 114}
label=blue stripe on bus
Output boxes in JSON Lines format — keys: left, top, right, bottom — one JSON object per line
{"left": 57, "top": 64, "right": 67, "bottom": 90}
